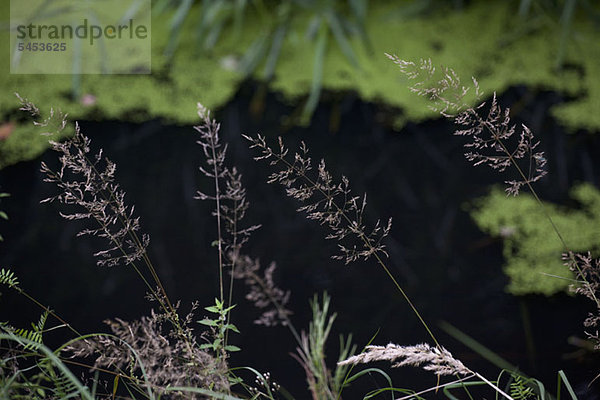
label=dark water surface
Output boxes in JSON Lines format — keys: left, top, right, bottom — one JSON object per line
{"left": 1, "top": 84, "right": 600, "bottom": 398}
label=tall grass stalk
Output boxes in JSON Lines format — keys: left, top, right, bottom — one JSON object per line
{"left": 244, "top": 135, "right": 440, "bottom": 347}
{"left": 386, "top": 54, "right": 600, "bottom": 335}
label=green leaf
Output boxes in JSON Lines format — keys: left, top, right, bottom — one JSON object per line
{"left": 224, "top": 345, "right": 241, "bottom": 352}
{"left": 198, "top": 319, "right": 218, "bottom": 327}
{"left": 228, "top": 376, "right": 243, "bottom": 385}
{"left": 301, "top": 22, "right": 327, "bottom": 125}
{"left": 325, "top": 11, "right": 359, "bottom": 68}
{"left": 223, "top": 304, "right": 236, "bottom": 313}
{"left": 349, "top": 0, "right": 367, "bottom": 20}
{"left": 0, "top": 211, "right": 8, "bottom": 220}
{"left": 238, "top": 33, "right": 269, "bottom": 77}
{"left": 112, "top": 375, "right": 120, "bottom": 399}
{"left": 439, "top": 320, "right": 517, "bottom": 372}
{"left": 518, "top": 0, "right": 532, "bottom": 18}
{"left": 558, "top": 370, "right": 578, "bottom": 400}
{"left": 205, "top": 306, "right": 220, "bottom": 313}
{"left": 224, "top": 324, "right": 240, "bottom": 333}
{"left": 262, "top": 25, "right": 286, "bottom": 80}
{"left": 164, "top": 0, "right": 194, "bottom": 58}
{"left": 199, "top": 343, "right": 213, "bottom": 350}
{"left": 0, "top": 268, "right": 19, "bottom": 289}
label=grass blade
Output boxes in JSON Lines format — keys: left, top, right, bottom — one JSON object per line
{"left": 164, "top": 0, "right": 194, "bottom": 58}
{"left": 263, "top": 24, "right": 287, "bottom": 80}
{"left": 555, "top": 0, "right": 577, "bottom": 70}
{"left": 238, "top": 33, "right": 269, "bottom": 77}
{"left": 557, "top": 370, "right": 578, "bottom": 400}
{"left": 439, "top": 321, "right": 518, "bottom": 373}
{"left": 301, "top": 21, "right": 327, "bottom": 125}
{"left": 325, "top": 10, "right": 359, "bottom": 68}
{"left": 518, "top": 0, "right": 532, "bottom": 18}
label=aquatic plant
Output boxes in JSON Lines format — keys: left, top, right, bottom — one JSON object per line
{"left": 4, "top": 1, "right": 600, "bottom": 172}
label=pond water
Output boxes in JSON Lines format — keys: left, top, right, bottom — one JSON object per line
{"left": 1, "top": 84, "right": 600, "bottom": 398}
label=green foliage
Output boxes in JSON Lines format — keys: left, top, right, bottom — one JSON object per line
{"left": 293, "top": 292, "right": 356, "bottom": 400}
{"left": 0, "top": 331, "right": 93, "bottom": 400}
{"left": 557, "top": 370, "right": 578, "bottom": 400}
{"left": 0, "top": 268, "right": 19, "bottom": 290}
{"left": 2, "top": 1, "right": 600, "bottom": 169}
{"left": 13, "top": 311, "right": 48, "bottom": 351}
{"left": 471, "top": 184, "right": 600, "bottom": 295}
{"left": 199, "top": 298, "right": 242, "bottom": 355}
{"left": 509, "top": 373, "right": 537, "bottom": 400}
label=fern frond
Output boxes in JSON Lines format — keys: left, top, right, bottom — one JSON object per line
{"left": 509, "top": 374, "right": 537, "bottom": 400}
{"left": 13, "top": 328, "right": 42, "bottom": 349}
{"left": 0, "top": 332, "right": 94, "bottom": 400}
{"left": 34, "top": 311, "right": 48, "bottom": 334}
{"left": 0, "top": 268, "right": 19, "bottom": 289}
{"left": 50, "top": 365, "right": 80, "bottom": 399}
{"left": 13, "top": 311, "right": 48, "bottom": 351}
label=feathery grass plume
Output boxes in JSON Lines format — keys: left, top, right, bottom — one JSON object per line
{"left": 17, "top": 94, "right": 152, "bottom": 270}
{"left": 232, "top": 256, "right": 292, "bottom": 327}
{"left": 194, "top": 104, "right": 292, "bottom": 332}
{"left": 386, "top": 55, "right": 547, "bottom": 196}
{"left": 563, "top": 251, "right": 600, "bottom": 348}
{"left": 338, "top": 343, "right": 470, "bottom": 377}
{"left": 40, "top": 123, "right": 149, "bottom": 268}
{"left": 244, "top": 134, "right": 441, "bottom": 348}
{"left": 194, "top": 102, "right": 228, "bottom": 302}
{"left": 194, "top": 103, "right": 260, "bottom": 301}
{"left": 244, "top": 135, "right": 392, "bottom": 264}
{"left": 16, "top": 93, "right": 68, "bottom": 137}
{"left": 18, "top": 94, "right": 183, "bottom": 349}
{"left": 66, "top": 305, "right": 229, "bottom": 399}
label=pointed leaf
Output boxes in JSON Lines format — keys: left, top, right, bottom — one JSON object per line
{"left": 223, "top": 304, "right": 236, "bottom": 313}
{"left": 112, "top": 375, "right": 120, "bottom": 399}
{"left": 558, "top": 370, "right": 577, "bottom": 400}
{"left": 262, "top": 24, "right": 286, "bottom": 80}
{"left": 301, "top": 23, "right": 327, "bottom": 125}
{"left": 325, "top": 11, "right": 359, "bottom": 68}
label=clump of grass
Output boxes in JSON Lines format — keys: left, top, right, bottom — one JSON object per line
{"left": 2, "top": 95, "right": 363, "bottom": 399}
